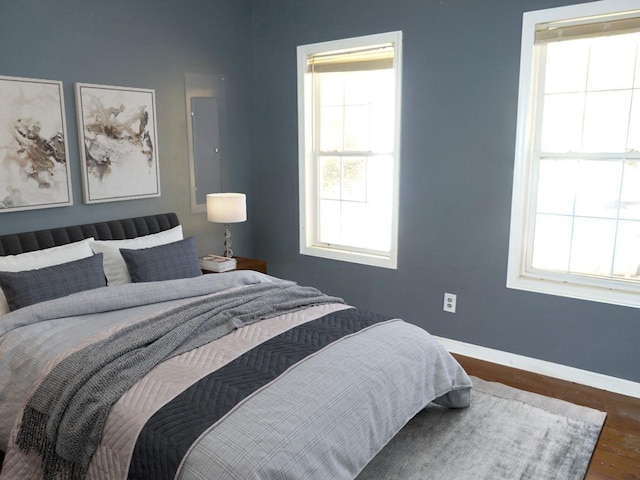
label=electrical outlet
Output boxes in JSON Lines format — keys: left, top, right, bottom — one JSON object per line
{"left": 443, "top": 293, "right": 457, "bottom": 313}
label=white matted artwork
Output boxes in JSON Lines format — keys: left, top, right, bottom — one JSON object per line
{"left": 0, "top": 75, "right": 72, "bottom": 213}
{"left": 75, "top": 83, "right": 161, "bottom": 203}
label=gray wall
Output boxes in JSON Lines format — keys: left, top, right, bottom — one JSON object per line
{"left": 251, "top": 0, "right": 640, "bottom": 383}
{"left": 0, "top": 0, "right": 254, "bottom": 257}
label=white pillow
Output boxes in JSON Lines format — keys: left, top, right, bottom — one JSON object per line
{"left": 0, "top": 237, "right": 95, "bottom": 315}
{"left": 89, "top": 225, "right": 183, "bottom": 285}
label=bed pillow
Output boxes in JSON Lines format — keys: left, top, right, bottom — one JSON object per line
{"left": 89, "top": 225, "right": 183, "bottom": 285}
{"left": 0, "top": 254, "right": 106, "bottom": 312}
{"left": 0, "top": 237, "right": 95, "bottom": 315}
{"left": 120, "top": 237, "right": 202, "bottom": 283}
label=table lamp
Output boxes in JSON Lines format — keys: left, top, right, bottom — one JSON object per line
{"left": 206, "top": 192, "right": 247, "bottom": 257}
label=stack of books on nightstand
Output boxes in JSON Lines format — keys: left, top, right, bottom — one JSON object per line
{"left": 199, "top": 254, "right": 237, "bottom": 273}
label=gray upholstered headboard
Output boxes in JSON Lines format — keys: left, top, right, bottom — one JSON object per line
{"left": 0, "top": 213, "right": 180, "bottom": 256}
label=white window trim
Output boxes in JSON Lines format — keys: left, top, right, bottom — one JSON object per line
{"left": 297, "top": 31, "right": 402, "bottom": 270}
{"left": 507, "top": 0, "right": 640, "bottom": 308}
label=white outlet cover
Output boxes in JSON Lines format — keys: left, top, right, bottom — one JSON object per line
{"left": 443, "top": 292, "right": 457, "bottom": 313}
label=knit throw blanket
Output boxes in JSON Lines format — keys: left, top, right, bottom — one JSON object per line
{"left": 16, "top": 281, "right": 344, "bottom": 480}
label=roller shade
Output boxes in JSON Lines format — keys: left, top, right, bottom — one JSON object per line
{"left": 306, "top": 44, "right": 394, "bottom": 73}
{"left": 535, "top": 10, "right": 640, "bottom": 44}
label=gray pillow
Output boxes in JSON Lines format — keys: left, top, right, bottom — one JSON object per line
{"left": 0, "top": 253, "right": 106, "bottom": 312}
{"left": 120, "top": 236, "right": 203, "bottom": 283}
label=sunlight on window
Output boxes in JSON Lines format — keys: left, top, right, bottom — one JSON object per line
{"left": 299, "top": 31, "right": 401, "bottom": 268}
{"left": 341, "top": 158, "right": 366, "bottom": 201}
{"left": 587, "top": 34, "right": 636, "bottom": 91}
{"left": 570, "top": 218, "right": 616, "bottom": 276}
{"left": 316, "top": 69, "right": 395, "bottom": 252}
{"left": 627, "top": 97, "right": 640, "bottom": 152}
{"left": 531, "top": 33, "right": 640, "bottom": 283}
{"left": 536, "top": 159, "right": 577, "bottom": 215}
{"left": 573, "top": 161, "right": 622, "bottom": 219}
{"left": 320, "top": 106, "right": 344, "bottom": 152}
{"left": 620, "top": 162, "right": 640, "bottom": 220}
{"left": 540, "top": 93, "right": 584, "bottom": 152}
{"left": 582, "top": 91, "right": 631, "bottom": 152}
{"left": 320, "top": 157, "right": 341, "bottom": 200}
{"left": 509, "top": 3, "right": 640, "bottom": 306}
{"left": 344, "top": 105, "right": 371, "bottom": 151}
{"left": 544, "top": 40, "right": 588, "bottom": 94}
{"left": 613, "top": 220, "right": 640, "bottom": 279}
{"left": 532, "top": 214, "right": 572, "bottom": 272}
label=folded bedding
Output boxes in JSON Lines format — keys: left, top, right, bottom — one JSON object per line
{"left": 0, "top": 271, "right": 472, "bottom": 480}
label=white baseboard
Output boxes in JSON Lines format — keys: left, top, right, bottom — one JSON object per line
{"left": 435, "top": 336, "right": 640, "bottom": 399}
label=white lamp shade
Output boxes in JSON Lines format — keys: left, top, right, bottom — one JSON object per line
{"left": 206, "top": 193, "right": 247, "bottom": 223}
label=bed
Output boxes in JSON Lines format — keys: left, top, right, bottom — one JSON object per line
{"left": 0, "top": 213, "right": 472, "bottom": 480}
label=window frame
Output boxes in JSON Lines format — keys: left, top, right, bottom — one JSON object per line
{"left": 297, "top": 31, "right": 402, "bottom": 269}
{"left": 507, "top": 0, "right": 640, "bottom": 308}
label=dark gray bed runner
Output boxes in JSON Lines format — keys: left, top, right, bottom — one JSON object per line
{"left": 16, "top": 281, "right": 343, "bottom": 480}
{"left": 127, "top": 308, "right": 392, "bottom": 480}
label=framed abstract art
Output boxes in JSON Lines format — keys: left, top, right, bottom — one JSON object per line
{"left": 75, "top": 83, "right": 161, "bottom": 203}
{"left": 0, "top": 75, "right": 72, "bottom": 213}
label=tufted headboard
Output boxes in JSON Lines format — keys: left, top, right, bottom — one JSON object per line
{"left": 0, "top": 213, "right": 180, "bottom": 256}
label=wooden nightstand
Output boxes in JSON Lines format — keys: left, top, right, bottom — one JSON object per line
{"left": 201, "top": 256, "right": 267, "bottom": 274}
{"left": 233, "top": 256, "right": 267, "bottom": 274}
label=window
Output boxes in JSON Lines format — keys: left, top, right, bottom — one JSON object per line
{"left": 508, "top": 1, "right": 640, "bottom": 307}
{"left": 297, "top": 31, "right": 402, "bottom": 269}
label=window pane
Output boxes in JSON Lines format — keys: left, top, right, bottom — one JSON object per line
{"left": 341, "top": 200, "right": 392, "bottom": 251}
{"left": 569, "top": 217, "right": 616, "bottom": 276}
{"left": 587, "top": 34, "right": 636, "bottom": 91}
{"left": 342, "top": 157, "right": 366, "bottom": 201}
{"left": 341, "top": 201, "right": 367, "bottom": 248}
{"left": 320, "top": 156, "right": 341, "bottom": 200}
{"left": 582, "top": 90, "right": 632, "bottom": 152}
{"left": 636, "top": 41, "right": 640, "bottom": 89}
{"left": 365, "top": 202, "right": 392, "bottom": 251}
{"left": 344, "top": 105, "right": 371, "bottom": 151}
{"left": 370, "top": 71, "right": 395, "bottom": 153}
{"left": 612, "top": 220, "right": 640, "bottom": 280}
{"left": 626, "top": 91, "right": 640, "bottom": 152}
{"left": 367, "top": 155, "right": 393, "bottom": 205}
{"left": 531, "top": 214, "right": 572, "bottom": 272}
{"left": 545, "top": 39, "right": 589, "bottom": 94}
{"left": 319, "top": 199, "right": 341, "bottom": 244}
{"left": 319, "top": 106, "right": 343, "bottom": 152}
{"left": 536, "top": 159, "right": 577, "bottom": 215}
{"left": 540, "top": 93, "right": 584, "bottom": 152}
{"left": 318, "top": 155, "right": 393, "bottom": 251}
{"left": 371, "top": 96, "right": 395, "bottom": 153}
{"left": 319, "top": 73, "right": 344, "bottom": 106}
{"left": 620, "top": 161, "right": 640, "bottom": 220}
{"left": 344, "top": 71, "right": 373, "bottom": 105}
{"left": 573, "top": 160, "right": 622, "bottom": 219}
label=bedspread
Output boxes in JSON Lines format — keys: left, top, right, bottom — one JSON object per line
{"left": 0, "top": 272, "right": 472, "bottom": 480}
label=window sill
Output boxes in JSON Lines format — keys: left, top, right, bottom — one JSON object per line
{"left": 300, "top": 244, "right": 397, "bottom": 269}
{"left": 507, "top": 274, "right": 640, "bottom": 309}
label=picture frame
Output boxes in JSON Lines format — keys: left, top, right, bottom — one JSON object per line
{"left": 75, "top": 83, "right": 161, "bottom": 203}
{"left": 0, "top": 75, "right": 72, "bottom": 213}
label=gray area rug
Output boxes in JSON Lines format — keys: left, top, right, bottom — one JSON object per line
{"left": 358, "top": 376, "right": 606, "bottom": 480}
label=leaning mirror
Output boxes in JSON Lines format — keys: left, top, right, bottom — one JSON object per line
{"left": 185, "top": 73, "right": 226, "bottom": 213}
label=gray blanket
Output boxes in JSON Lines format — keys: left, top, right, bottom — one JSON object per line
{"left": 16, "top": 281, "right": 343, "bottom": 480}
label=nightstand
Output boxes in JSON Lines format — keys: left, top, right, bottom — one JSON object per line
{"left": 233, "top": 256, "right": 267, "bottom": 274}
{"left": 201, "top": 256, "right": 267, "bottom": 274}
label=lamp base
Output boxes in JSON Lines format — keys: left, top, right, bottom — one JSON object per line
{"left": 223, "top": 224, "right": 233, "bottom": 258}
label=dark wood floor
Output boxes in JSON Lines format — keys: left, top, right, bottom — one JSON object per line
{"left": 453, "top": 354, "right": 640, "bottom": 480}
